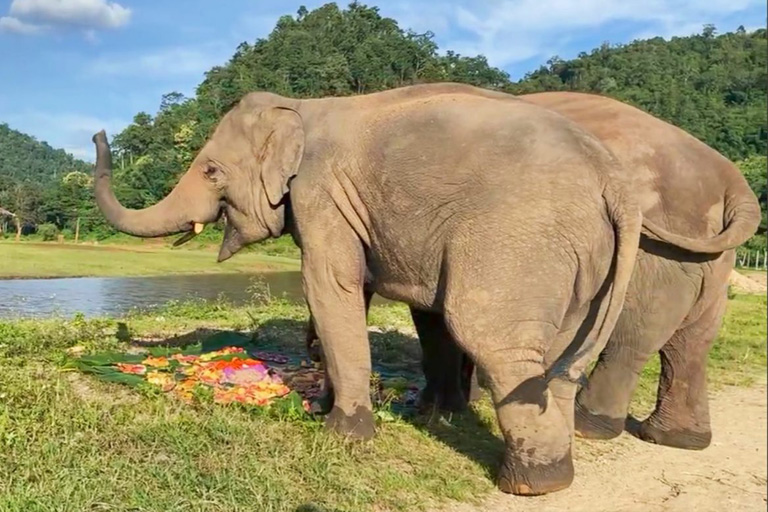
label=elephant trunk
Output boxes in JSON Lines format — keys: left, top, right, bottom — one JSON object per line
{"left": 91, "top": 130, "right": 220, "bottom": 238}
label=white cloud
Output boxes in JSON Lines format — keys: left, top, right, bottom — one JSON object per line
{"left": 9, "top": 0, "right": 130, "bottom": 29}
{"left": 88, "top": 44, "right": 233, "bottom": 79}
{"left": 381, "top": 0, "right": 765, "bottom": 71}
{"left": 0, "top": 15, "right": 45, "bottom": 34}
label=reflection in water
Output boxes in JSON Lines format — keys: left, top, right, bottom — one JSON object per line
{"left": 0, "top": 272, "right": 305, "bottom": 319}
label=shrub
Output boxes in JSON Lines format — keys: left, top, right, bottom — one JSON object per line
{"left": 37, "top": 223, "right": 59, "bottom": 241}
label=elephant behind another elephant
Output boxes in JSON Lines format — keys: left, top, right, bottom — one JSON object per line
{"left": 306, "top": 90, "right": 761, "bottom": 451}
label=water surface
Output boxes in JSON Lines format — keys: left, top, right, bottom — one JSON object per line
{"left": 0, "top": 272, "right": 305, "bottom": 319}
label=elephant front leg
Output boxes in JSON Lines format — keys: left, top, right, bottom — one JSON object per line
{"left": 302, "top": 244, "right": 375, "bottom": 441}
{"left": 306, "top": 288, "right": 374, "bottom": 363}
{"left": 412, "top": 308, "right": 483, "bottom": 413}
{"left": 411, "top": 308, "right": 470, "bottom": 413}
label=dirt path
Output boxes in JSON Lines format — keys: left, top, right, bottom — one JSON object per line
{"left": 730, "top": 270, "right": 768, "bottom": 294}
{"left": 433, "top": 381, "right": 767, "bottom": 512}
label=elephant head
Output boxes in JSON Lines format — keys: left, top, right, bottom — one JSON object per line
{"left": 92, "top": 92, "right": 305, "bottom": 262}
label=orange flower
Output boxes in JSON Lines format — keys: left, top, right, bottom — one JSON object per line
{"left": 173, "top": 378, "right": 200, "bottom": 402}
{"left": 116, "top": 363, "right": 147, "bottom": 375}
{"left": 142, "top": 356, "right": 170, "bottom": 368}
{"left": 171, "top": 354, "right": 198, "bottom": 364}
{"left": 198, "top": 347, "right": 244, "bottom": 361}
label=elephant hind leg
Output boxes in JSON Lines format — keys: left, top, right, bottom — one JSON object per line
{"left": 574, "top": 298, "right": 684, "bottom": 441}
{"left": 574, "top": 327, "right": 664, "bottom": 440}
{"left": 635, "top": 295, "right": 727, "bottom": 450}
{"left": 444, "top": 308, "right": 574, "bottom": 496}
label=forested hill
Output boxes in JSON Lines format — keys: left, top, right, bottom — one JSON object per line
{"left": 0, "top": 3, "right": 765, "bottom": 244}
{"left": 0, "top": 123, "right": 89, "bottom": 185}
{"left": 509, "top": 25, "right": 767, "bottom": 162}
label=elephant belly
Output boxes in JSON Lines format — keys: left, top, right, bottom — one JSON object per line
{"left": 368, "top": 277, "right": 442, "bottom": 312}
{"left": 618, "top": 249, "right": 706, "bottom": 342}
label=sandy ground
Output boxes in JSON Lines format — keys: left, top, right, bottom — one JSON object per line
{"left": 730, "top": 270, "right": 768, "bottom": 294}
{"left": 433, "top": 380, "right": 768, "bottom": 512}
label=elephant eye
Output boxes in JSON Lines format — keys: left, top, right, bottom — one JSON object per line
{"left": 203, "top": 164, "right": 220, "bottom": 181}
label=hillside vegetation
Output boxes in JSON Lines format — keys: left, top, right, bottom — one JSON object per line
{"left": 1, "top": 3, "right": 765, "bottom": 248}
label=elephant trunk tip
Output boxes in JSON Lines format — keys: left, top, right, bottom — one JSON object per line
{"left": 92, "top": 130, "right": 107, "bottom": 145}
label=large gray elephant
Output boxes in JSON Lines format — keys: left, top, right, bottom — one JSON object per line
{"left": 305, "top": 90, "right": 761, "bottom": 452}
{"left": 526, "top": 91, "right": 760, "bottom": 449}
{"left": 91, "top": 82, "right": 643, "bottom": 496}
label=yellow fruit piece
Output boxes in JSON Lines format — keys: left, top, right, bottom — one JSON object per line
{"left": 147, "top": 371, "right": 176, "bottom": 392}
{"left": 142, "top": 356, "right": 170, "bottom": 368}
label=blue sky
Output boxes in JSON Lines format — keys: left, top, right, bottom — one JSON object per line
{"left": 0, "top": 0, "right": 765, "bottom": 162}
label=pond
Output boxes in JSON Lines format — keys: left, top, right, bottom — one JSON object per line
{"left": 0, "top": 272, "right": 307, "bottom": 319}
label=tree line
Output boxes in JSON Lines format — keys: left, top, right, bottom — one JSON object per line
{"left": 0, "top": 3, "right": 765, "bottom": 249}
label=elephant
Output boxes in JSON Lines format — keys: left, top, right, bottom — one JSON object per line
{"left": 306, "top": 90, "right": 762, "bottom": 451}
{"left": 525, "top": 91, "right": 761, "bottom": 449}
{"left": 90, "top": 82, "right": 643, "bottom": 496}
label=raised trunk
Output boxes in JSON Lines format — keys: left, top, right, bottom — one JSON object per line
{"left": 91, "top": 131, "right": 219, "bottom": 238}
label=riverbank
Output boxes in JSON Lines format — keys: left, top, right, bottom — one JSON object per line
{"left": 0, "top": 240, "right": 300, "bottom": 279}
{"left": 0, "top": 290, "right": 764, "bottom": 511}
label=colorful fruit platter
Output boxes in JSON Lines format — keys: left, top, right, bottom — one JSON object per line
{"left": 69, "top": 331, "right": 423, "bottom": 416}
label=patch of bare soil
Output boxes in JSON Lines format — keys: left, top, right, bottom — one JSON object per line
{"left": 742, "top": 270, "right": 767, "bottom": 287}
{"left": 432, "top": 381, "right": 768, "bottom": 512}
{"left": 65, "top": 372, "right": 140, "bottom": 405}
{"left": 729, "top": 270, "right": 767, "bottom": 294}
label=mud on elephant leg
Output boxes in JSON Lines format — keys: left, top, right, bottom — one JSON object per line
{"left": 636, "top": 298, "right": 727, "bottom": 450}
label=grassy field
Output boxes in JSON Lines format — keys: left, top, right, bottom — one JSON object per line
{"left": 0, "top": 288, "right": 764, "bottom": 512}
{"left": 0, "top": 240, "right": 300, "bottom": 279}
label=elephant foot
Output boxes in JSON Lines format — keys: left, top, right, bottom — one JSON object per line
{"left": 418, "top": 386, "right": 469, "bottom": 414}
{"left": 497, "top": 450, "right": 574, "bottom": 496}
{"left": 325, "top": 405, "right": 376, "bottom": 441}
{"left": 633, "top": 418, "right": 711, "bottom": 450}
{"left": 419, "top": 386, "right": 469, "bottom": 414}
{"left": 574, "top": 400, "right": 624, "bottom": 440}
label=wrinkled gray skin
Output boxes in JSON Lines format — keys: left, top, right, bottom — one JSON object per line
{"left": 527, "top": 92, "right": 761, "bottom": 449}
{"left": 91, "top": 83, "right": 644, "bottom": 496}
{"left": 306, "top": 90, "right": 761, "bottom": 452}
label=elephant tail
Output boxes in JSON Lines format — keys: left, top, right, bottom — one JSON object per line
{"left": 640, "top": 176, "right": 762, "bottom": 254}
{"left": 546, "top": 178, "right": 642, "bottom": 385}
{"left": 592, "top": 180, "right": 643, "bottom": 355}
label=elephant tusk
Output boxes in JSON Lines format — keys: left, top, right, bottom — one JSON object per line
{"left": 194, "top": 222, "right": 205, "bottom": 234}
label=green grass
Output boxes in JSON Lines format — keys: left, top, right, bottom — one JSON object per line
{"left": 0, "top": 292, "right": 764, "bottom": 511}
{"left": 0, "top": 240, "right": 300, "bottom": 279}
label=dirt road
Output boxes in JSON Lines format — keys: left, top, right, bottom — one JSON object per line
{"left": 433, "top": 381, "right": 767, "bottom": 512}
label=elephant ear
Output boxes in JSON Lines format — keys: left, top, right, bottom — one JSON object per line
{"left": 257, "top": 106, "right": 305, "bottom": 207}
